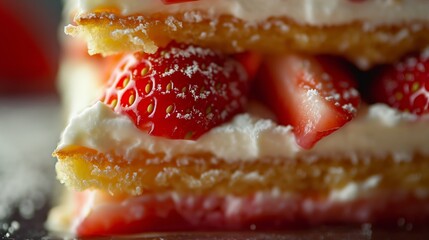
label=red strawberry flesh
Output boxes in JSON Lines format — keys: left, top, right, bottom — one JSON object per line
{"left": 161, "top": 0, "right": 198, "bottom": 4}
{"left": 233, "top": 52, "right": 262, "bottom": 80}
{"left": 259, "top": 54, "right": 360, "bottom": 149}
{"left": 101, "top": 43, "right": 250, "bottom": 140}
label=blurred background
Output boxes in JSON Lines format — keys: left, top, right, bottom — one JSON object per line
{"left": 0, "top": 0, "right": 62, "bottom": 95}
{"left": 0, "top": 0, "right": 63, "bottom": 238}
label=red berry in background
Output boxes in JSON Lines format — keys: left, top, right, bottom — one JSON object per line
{"left": 259, "top": 54, "right": 361, "bottom": 149}
{"left": 0, "top": 1, "right": 59, "bottom": 95}
{"left": 371, "top": 51, "right": 429, "bottom": 115}
{"left": 101, "top": 42, "right": 250, "bottom": 140}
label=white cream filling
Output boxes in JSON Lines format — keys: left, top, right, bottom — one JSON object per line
{"left": 58, "top": 100, "right": 429, "bottom": 163}
{"left": 78, "top": 0, "right": 429, "bottom": 26}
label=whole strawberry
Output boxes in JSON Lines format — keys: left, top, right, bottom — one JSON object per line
{"left": 101, "top": 43, "right": 250, "bottom": 140}
{"left": 372, "top": 52, "right": 429, "bottom": 115}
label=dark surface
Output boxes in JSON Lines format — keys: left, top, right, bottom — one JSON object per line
{"left": 3, "top": 217, "right": 429, "bottom": 240}
{"left": 1, "top": 204, "right": 51, "bottom": 239}
{"left": 0, "top": 97, "right": 60, "bottom": 240}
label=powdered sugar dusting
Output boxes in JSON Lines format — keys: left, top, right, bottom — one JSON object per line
{"left": 67, "top": 1, "right": 429, "bottom": 70}
{"left": 297, "top": 58, "right": 360, "bottom": 119}
{"left": 79, "top": 0, "right": 429, "bottom": 26}
{"left": 343, "top": 103, "right": 358, "bottom": 114}
{"left": 100, "top": 43, "right": 249, "bottom": 140}
{"left": 0, "top": 99, "right": 59, "bottom": 221}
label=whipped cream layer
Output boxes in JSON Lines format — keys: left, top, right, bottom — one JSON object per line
{"left": 78, "top": 0, "right": 429, "bottom": 26}
{"left": 58, "top": 101, "right": 429, "bottom": 163}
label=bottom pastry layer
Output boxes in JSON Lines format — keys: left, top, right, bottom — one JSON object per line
{"left": 47, "top": 189, "right": 429, "bottom": 236}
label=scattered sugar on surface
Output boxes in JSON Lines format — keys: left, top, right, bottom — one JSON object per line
{"left": 360, "top": 223, "right": 372, "bottom": 238}
{"left": 0, "top": 98, "right": 60, "bottom": 237}
{"left": 396, "top": 217, "right": 415, "bottom": 231}
{"left": 1, "top": 221, "right": 20, "bottom": 237}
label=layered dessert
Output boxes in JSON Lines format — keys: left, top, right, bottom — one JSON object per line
{"left": 49, "top": 0, "right": 429, "bottom": 236}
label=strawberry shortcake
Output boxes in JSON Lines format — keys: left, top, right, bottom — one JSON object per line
{"left": 49, "top": 0, "right": 429, "bottom": 236}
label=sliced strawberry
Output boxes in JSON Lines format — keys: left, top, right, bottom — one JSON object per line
{"left": 161, "top": 0, "right": 198, "bottom": 4}
{"left": 233, "top": 52, "right": 262, "bottom": 80}
{"left": 259, "top": 54, "right": 360, "bottom": 149}
{"left": 371, "top": 52, "right": 429, "bottom": 115}
{"left": 101, "top": 42, "right": 250, "bottom": 140}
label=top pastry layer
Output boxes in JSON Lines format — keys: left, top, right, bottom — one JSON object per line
{"left": 77, "top": 0, "right": 429, "bottom": 26}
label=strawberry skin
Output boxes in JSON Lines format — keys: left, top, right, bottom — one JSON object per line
{"left": 371, "top": 52, "right": 429, "bottom": 115}
{"left": 101, "top": 43, "right": 250, "bottom": 140}
{"left": 260, "top": 54, "right": 360, "bottom": 149}
{"left": 161, "top": 0, "right": 198, "bottom": 4}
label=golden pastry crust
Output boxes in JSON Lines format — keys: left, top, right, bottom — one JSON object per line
{"left": 54, "top": 146, "right": 429, "bottom": 197}
{"left": 67, "top": 11, "right": 429, "bottom": 69}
